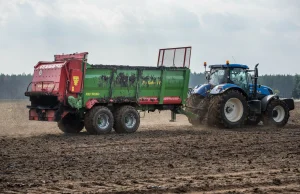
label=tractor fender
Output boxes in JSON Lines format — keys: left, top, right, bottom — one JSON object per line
{"left": 210, "top": 84, "right": 248, "bottom": 98}
{"left": 261, "top": 95, "right": 278, "bottom": 111}
{"left": 192, "top": 84, "right": 211, "bottom": 97}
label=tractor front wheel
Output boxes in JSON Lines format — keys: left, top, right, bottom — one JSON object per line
{"left": 84, "top": 106, "right": 114, "bottom": 134}
{"left": 58, "top": 113, "right": 84, "bottom": 134}
{"left": 207, "top": 90, "right": 248, "bottom": 128}
{"left": 263, "top": 99, "right": 289, "bottom": 127}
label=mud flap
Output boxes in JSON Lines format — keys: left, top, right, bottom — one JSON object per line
{"left": 282, "top": 98, "right": 294, "bottom": 110}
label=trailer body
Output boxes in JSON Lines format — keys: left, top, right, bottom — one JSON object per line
{"left": 25, "top": 47, "right": 192, "bottom": 134}
{"left": 83, "top": 64, "right": 190, "bottom": 110}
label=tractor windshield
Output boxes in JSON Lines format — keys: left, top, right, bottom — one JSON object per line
{"left": 209, "top": 68, "right": 227, "bottom": 86}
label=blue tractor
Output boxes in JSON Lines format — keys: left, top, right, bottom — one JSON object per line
{"left": 186, "top": 61, "right": 295, "bottom": 128}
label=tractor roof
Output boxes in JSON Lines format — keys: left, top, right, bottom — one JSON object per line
{"left": 209, "top": 64, "right": 249, "bottom": 69}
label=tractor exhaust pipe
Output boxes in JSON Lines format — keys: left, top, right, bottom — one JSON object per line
{"left": 253, "top": 63, "right": 259, "bottom": 99}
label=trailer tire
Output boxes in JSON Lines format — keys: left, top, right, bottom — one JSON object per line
{"left": 84, "top": 106, "right": 114, "bottom": 135}
{"left": 58, "top": 113, "right": 84, "bottom": 133}
{"left": 114, "top": 106, "right": 140, "bottom": 133}
{"left": 207, "top": 90, "right": 248, "bottom": 128}
{"left": 262, "top": 99, "right": 289, "bottom": 127}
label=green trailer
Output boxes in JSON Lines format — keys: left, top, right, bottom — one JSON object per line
{"left": 25, "top": 47, "right": 193, "bottom": 134}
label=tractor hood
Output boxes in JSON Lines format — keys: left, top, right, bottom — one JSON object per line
{"left": 191, "top": 84, "right": 212, "bottom": 97}
{"left": 249, "top": 84, "right": 274, "bottom": 96}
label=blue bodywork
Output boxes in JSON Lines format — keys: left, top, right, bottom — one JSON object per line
{"left": 192, "top": 83, "right": 273, "bottom": 98}
{"left": 210, "top": 84, "right": 244, "bottom": 94}
{"left": 192, "top": 84, "right": 212, "bottom": 97}
{"left": 250, "top": 84, "right": 273, "bottom": 98}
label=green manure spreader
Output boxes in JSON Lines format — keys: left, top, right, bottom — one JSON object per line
{"left": 25, "top": 47, "right": 194, "bottom": 134}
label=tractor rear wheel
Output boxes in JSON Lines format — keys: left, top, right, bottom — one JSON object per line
{"left": 262, "top": 99, "right": 289, "bottom": 127}
{"left": 84, "top": 106, "right": 114, "bottom": 134}
{"left": 58, "top": 113, "right": 84, "bottom": 133}
{"left": 186, "top": 94, "right": 208, "bottom": 126}
{"left": 114, "top": 106, "right": 140, "bottom": 133}
{"left": 207, "top": 90, "right": 248, "bottom": 128}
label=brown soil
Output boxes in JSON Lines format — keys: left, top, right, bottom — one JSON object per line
{"left": 1, "top": 101, "right": 300, "bottom": 193}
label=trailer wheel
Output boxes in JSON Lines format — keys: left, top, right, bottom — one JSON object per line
{"left": 84, "top": 106, "right": 114, "bottom": 134}
{"left": 263, "top": 99, "right": 289, "bottom": 127}
{"left": 58, "top": 113, "right": 84, "bottom": 133}
{"left": 186, "top": 94, "right": 208, "bottom": 126}
{"left": 114, "top": 106, "right": 140, "bottom": 133}
{"left": 207, "top": 90, "right": 248, "bottom": 128}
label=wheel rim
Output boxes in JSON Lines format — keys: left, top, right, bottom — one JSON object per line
{"left": 124, "top": 113, "right": 136, "bottom": 128}
{"left": 224, "top": 98, "right": 243, "bottom": 122}
{"left": 97, "top": 114, "right": 109, "bottom": 129}
{"left": 272, "top": 105, "right": 285, "bottom": 123}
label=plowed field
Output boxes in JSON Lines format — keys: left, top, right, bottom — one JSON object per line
{"left": 1, "top": 101, "right": 300, "bottom": 193}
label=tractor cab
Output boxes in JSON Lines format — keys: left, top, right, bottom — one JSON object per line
{"left": 193, "top": 61, "right": 253, "bottom": 98}
{"left": 195, "top": 61, "right": 273, "bottom": 100}
{"left": 207, "top": 62, "right": 250, "bottom": 93}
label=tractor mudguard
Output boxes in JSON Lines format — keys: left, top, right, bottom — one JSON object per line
{"left": 210, "top": 84, "right": 248, "bottom": 97}
{"left": 249, "top": 84, "right": 273, "bottom": 95}
{"left": 260, "top": 95, "right": 294, "bottom": 112}
{"left": 282, "top": 98, "right": 295, "bottom": 110}
{"left": 261, "top": 95, "right": 277, "bottom": 111}
{"left": 192, "top": 84, "right": 211, "bottom": 97}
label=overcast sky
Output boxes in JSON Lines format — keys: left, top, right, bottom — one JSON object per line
{"left": 0, "top": 0, "right": 299, "bottom": 75}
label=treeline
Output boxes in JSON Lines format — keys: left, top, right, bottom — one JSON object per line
{"left": 0, "top": 74, "right": 32, "bottom": 99}
{"left": 0, "top": 73, "right": 296, "bottom": 99}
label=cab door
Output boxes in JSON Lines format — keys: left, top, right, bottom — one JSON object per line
{"left": 229, "top": 68, "right": 249, "bottom": 93}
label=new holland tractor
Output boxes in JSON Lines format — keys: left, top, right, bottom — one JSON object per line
{"left": 186, "top": 61, "right": 295, "bottom": 128}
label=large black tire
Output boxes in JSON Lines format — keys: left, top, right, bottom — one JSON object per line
{"left": 58, "top": 113, "right": 84, "bottom": 133}
{"left": 114, "top": 106, "right": 140, "bottom": 133}
{"left": 262, "top": 99, "right": 289, "bottom": 127}
{"left": 185, "top": 94, "right": 209, "bottom": 126}
{"left": 84, "top": 106, "right": 114, "bottom": 135}
{"left": 207, "top": 90, "right": 248, "bottom": 128}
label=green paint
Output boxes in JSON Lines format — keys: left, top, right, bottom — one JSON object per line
{"left": 68, "top": 95, "right": 83, "bottom": 109}
{"left": 82, "top": 64, "right": 190, "bottom": 109}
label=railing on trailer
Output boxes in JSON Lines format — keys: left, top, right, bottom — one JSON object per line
{"left": 157, "top": 47, "right": 192, "bottom": 68}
